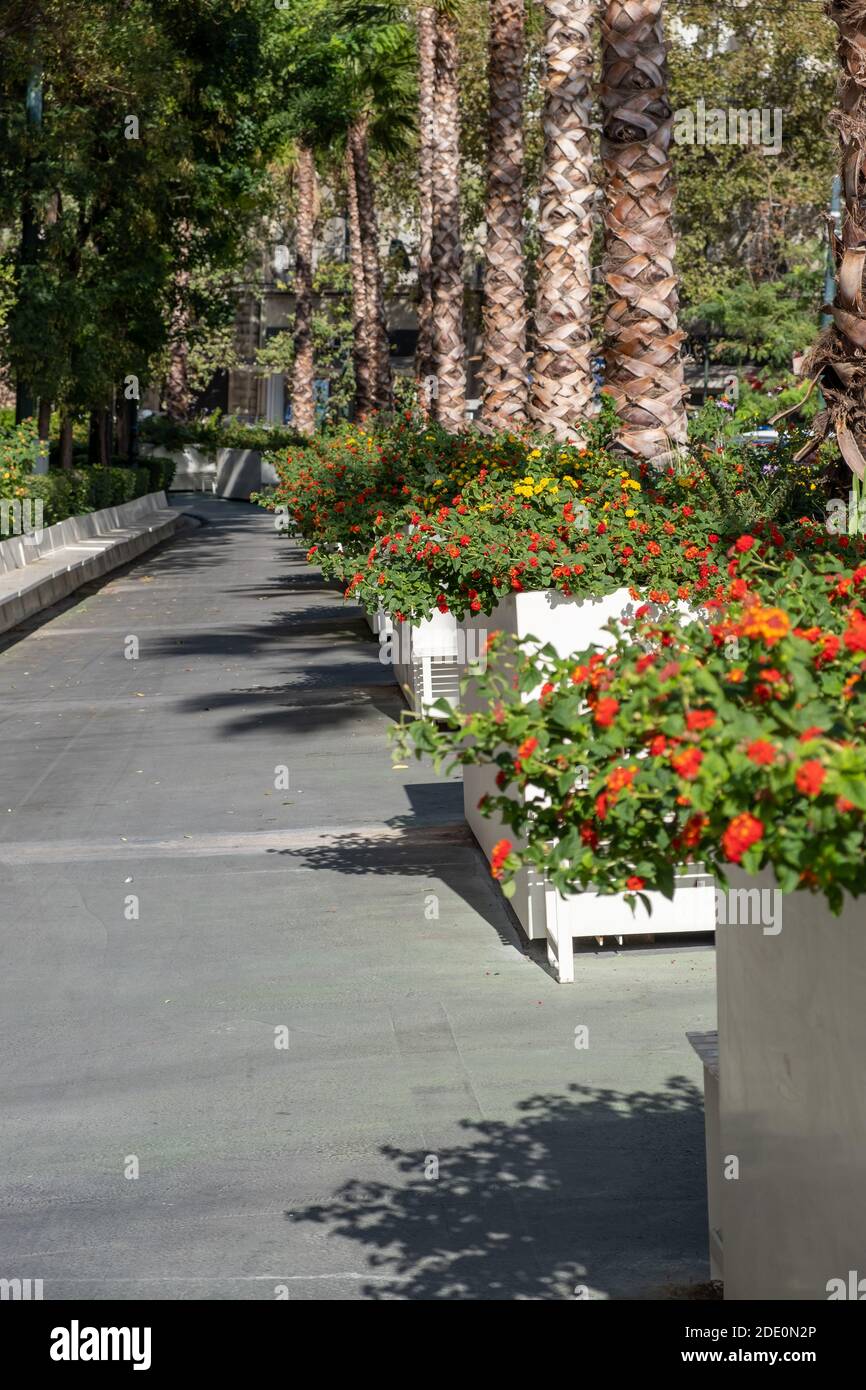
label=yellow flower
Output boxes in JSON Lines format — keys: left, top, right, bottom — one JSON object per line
{"left": 625, "top": 507, "right": 636, "bottom": 517}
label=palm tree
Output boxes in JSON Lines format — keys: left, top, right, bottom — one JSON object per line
{"left": 531, "top": 0, "right": 597, "bottom": 438}
{"left": 600, "top": 0, "right": 687, "bottom": 458}
{"left": 291, "top": 143, "right": 317, "bottom": 435}
{"left": 479, "top": 0, "right": 528, "bottom": 430}
{"left": 414, "top": 3, "right": 437, "bottom": 407}
{"left": 348, "top": 113, "right": 393, "bottom": 412}
{"left": 798, "top": 2, "right": 866, "bottom": 481}
{"left": 431, "top": 6, "right": 466, "bottom": 429}
{"left": 345, "top": 138, "right": 374, "bottom": 415}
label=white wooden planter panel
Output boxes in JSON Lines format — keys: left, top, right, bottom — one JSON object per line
{"left": 458, "top": 588, "right": 715, "bottom": 969}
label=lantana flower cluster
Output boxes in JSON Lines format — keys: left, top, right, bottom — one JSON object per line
{"left": 395, "top": 543, "right": 866, "bottom": 914}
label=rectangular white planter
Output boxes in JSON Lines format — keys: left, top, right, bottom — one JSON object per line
{"left": 140, "top": 443, "right": 216, "bottom": 491}
{"left": 215, "top": 447, "right": 263, "bottom": 500}
{"left": 715, "top": 868, "right": 866, "bottom": 1299}
{"left": 390, "top": 608, "right": 461, "bottom": 719}
{"left": 459, "top": 588, "right": 715, "bottom": 962}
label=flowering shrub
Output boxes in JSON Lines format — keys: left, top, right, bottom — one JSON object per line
{"left": 258, "top": 406, "right": 845, "bottom": 633}
{"left": 395, "top": 544, "right": 866, "bottom": 914}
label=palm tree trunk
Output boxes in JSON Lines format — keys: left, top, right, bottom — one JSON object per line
{"left": 165, "top": 221, "right": 192, "bottom": 422}
{"left": 431, "top": 11, "right": 466, "bottom": 429}
{"left": 415, "top": 4, "right": 437, "bottom": 409}
{"left": 600, "top": 0, "right": 687, "bottom": 458}
{"left": 349, "top": 116, "right": 392, "bottom": 413}
{"left": 799, "top": 2, "right": 866, "bottom": 479}
{"left": 479, "top": 0, "right": 528, "bottom": 430}
{"left": 531, "top": 0, "right": 597, "bottom": 438}
{"left": 291, "top": 144, "right": 316, "bottom": 436}
{"left": 346, "top": 139, "right": 373, "bottom": 418}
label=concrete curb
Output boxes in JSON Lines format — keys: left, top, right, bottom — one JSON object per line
{"left": 0, "top": 490, "right": 179, "bottom": 634}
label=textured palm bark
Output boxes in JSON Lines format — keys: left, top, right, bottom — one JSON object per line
{"left": 600, "top": 0, "right": 687, "bottom": 458}
{"left": 415, "top": 5, "right": 437, "bottom": 408}
{"left": 794, "top": 2, "right": 866, "bottom": 478}
{"left": 346, "top": 140, "right": 373, "bottom": 418}
{"left": 349, "top": 117, "right": 393, "bottom": 413}
{"left": 479, "top": 0, "right": 528, "bottom": 429}
{"left": 291, "top": 144, "right": 316, "bottom": 437}
{"left": 531, "top": 0, "right": 597, "bottom": 438}
{"left": 431, "top": 11, "right": 466, "bottom": 429}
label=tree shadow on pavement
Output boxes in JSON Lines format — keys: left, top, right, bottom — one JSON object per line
{"left": 284, "top": 1078, "right": 709, "bottom": 1300}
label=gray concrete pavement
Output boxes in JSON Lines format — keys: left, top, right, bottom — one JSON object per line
{"left": 0, "top": 495, "right": 716, "bottom": 1300}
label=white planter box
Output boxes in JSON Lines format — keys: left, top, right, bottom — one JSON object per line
{"left": 459, "top": 588, "right": 715, "bottom": 964}
{"left": 215, "top": 447, "right": 263, "bottom": 500}
{"left": 715, "top": 868, "right": 866, "bottom": 1299}
{"left": 140, "top": 443, "right": 216, "bottom": 492}
{"left": 389, "top": 609, "right": 461, "bottom": 719}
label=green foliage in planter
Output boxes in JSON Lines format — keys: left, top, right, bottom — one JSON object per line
{"left": 396, "top": 536, "right": 866, "bottom": 914}
{"left": 139, "top": 412, "right": 306, "bottom": 455}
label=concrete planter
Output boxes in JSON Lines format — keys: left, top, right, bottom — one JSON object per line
{"left": 714, "top": 867, "right": 866, "bottom": 1299}
{"left": 215, "top": 448, "right": 264, "bottom": 500}
{"left": 139, "top": 443, "right": 216, "bottom": 491}
{"left": 0, "top": 491, "right": 178, "bottom": 634}
{"left": 458, "top": 588, "right": 715, "bottom": 965}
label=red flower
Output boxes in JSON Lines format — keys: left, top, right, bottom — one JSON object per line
{"left": 843, "top": 612, "right": 866, "bottom": 653}
{"left": 580, "top": 822, "right": 599, "bottom": 849}
{"left": 686, "top": 709, "right": 716, "bottom": 731}
{"left": 722, "top": 813, "right": 764, "bottom": 863}
{"left": 594, "top": 697, "right": 620, "bottom": 727}
{"left": 490, "top": 839, "right": 513, "bottom": 879}
{"left": 671, "top": 748, "right": 703, "bottom": 780}
{"left": 799, "top": 726, "right": 823, "bottom": 743}
{"left": 747, "top": 740, "right": 776, "bottom": 765}
{"left": 680, "top": 813, "right": 708, "bottom": 849}
{"left": 514, "top": 736, "right": 539, "bottom": 772}
{"left": 795, "top": 760, "right": 825, "bottom": 798}
{"left": 626, "top": 876, "right": 645, "bottom": 891}
{"left": 735, "top": 534, "right": 755, "bottom": 552}
{"left": 648, "top": 735, "right": 667, "bottom": 756}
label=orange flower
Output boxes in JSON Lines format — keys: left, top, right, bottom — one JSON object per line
{"left": 671, "top": 748, "right": 703, "bottom": 780}
{"left": 490, "top": 839, "right": 513, "bottom": 879}
{"left": 722, "top": 812, "right": 764, "bottom": 863}
{"left": 594, "top": 697, "right": 619, "bottom": 727}
{"left": 742, "top": 604, "right": 790, "bottom": 645}
{"left": 606, "top": 764, "right": 637, "bottom": 794}
{"left": 626, "top": 876, "right": 645, "bottom": 891}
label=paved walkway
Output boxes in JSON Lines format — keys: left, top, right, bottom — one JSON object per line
{"left": 0, "top": 495, "right": 716, "bottom": 1300}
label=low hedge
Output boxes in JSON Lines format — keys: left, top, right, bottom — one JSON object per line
{"left": 9, "top": 464, "right": 171, "bottom": 529}
{"left": 139, "top": 413, "right": 306, "bottom": 453}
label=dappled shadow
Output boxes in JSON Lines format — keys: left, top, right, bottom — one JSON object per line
{"left": 265, "top": 780, "right": 522, "bottom": 947}
{"left": 285, "top": 1078, "right": 709, "bottom": 1300}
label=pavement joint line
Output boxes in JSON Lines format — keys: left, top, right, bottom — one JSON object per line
{"left": 0, "top": 820, "right": 474, "bottom": 865}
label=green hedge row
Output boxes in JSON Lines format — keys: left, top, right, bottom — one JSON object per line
{"left": 11, "top": 459, "right": 175, "bottom": 529}
{"left": 139, "top": 413, "right": 306, "bottom": 453}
